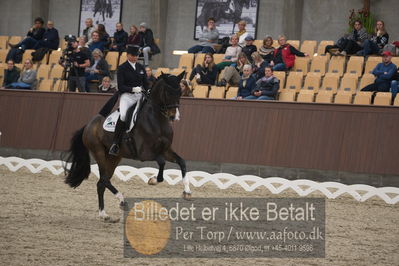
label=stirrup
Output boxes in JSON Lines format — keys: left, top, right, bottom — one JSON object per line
{"left": 109, "top": 143, "right": 120, "bottom": 156}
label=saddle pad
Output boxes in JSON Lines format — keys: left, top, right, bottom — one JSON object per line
{"left": 103, "top": 103, "right": 140, "bottom": 133}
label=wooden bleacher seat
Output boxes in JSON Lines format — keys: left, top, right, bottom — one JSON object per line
{"left": 48, "top": 50, "right": 62, "bottom": 65}
{"left": 50, "top": 65, "right": 64, "bottom": 79}
{"left": 359, "top": 73, "right": 375, "bottom": 90}
{"left": 178, "top": 53, "right": 194, "bottom": 69}
{"left": 208, "top": 86, "right": 226, "bottom": 99}
{"left": 60, "top": 40, "right": 67, "bottom": 50}
{"left": 293, "top": 57, "right": 310, "bottom": 75}
{"left": 193, "top": 85, "right": 209, "bottom": 98}
{"left": 328, "top": 56, "right": 345, "bottom": 76}
{"left": 353, "top": 91, "right": 372, "bottom": 105}
{"left": 225, "top": 86, "right": 238, "bottom": 99}
{"left": 0, "top": 50, "right": 8, "bottom": 63}
{"left": 334, "top": 91, "right": 352, "bottom": 104}
{"left": 394, "top": 96, "right": 399, "bottom": 106}
{"left": 213, "top": 54, "right": 225, "bottom": 64}
{"left": 0, "top": 36, "right": 8, "bottom": 50}
{"left": 15, "top": 63, "right": 23, "bottom": 69}
{"left": 315, "top": 90, "right": 334, "bottom": 103}
{"left": 316, "top": 40, "right": 334, "bottom": 56}
{"left": 273, "top": 71, "right": 286, "bottom": 90}
{"left": 53, "top": 79, "right": 68, "bottom": 92}
{"left": 278, "top": 90, "right": 296, "bottom": 102}
{"left": 339, "top": 74, "right": 358, "bottom": 94}
{"left": 0, "top": 75, "right": 3, "bottom": 86}
{"left": 310, "top": 55, "right": 328, "bottom": 76}
{"left": 346, "top": 57, "right": 364, "bottom": 77}
{"left": 155, "top": 67, "right": 170, "bottom": 78}
{"left": 287, "top": 40, "right": 300, "bottom": 50}
{"left": 364, "top": 57, "right": 382, "bottom": 74}
{"left": 194, "top": 53, "right": 205, "bottom": 66}
{"left": 297, "top": 90, "right": 315, "bottom": 103}
{"left": 391, "top": 57, "right": 399, "bottom": 67}
{"left": 119, "top": 52, "right": 127, "bottom": 65}
{"left": 272, "top": 40, "right": 279, "bottom": 48}
{"left": 253, "top": 40, "right": 263, "bottom": 50}
{"left": 284, "top": 72, "right": 303, "bottom": 92}
{"left": 320, "top": 73, "right": 340, "bottom": 93}
{"left": 300, "top": 40, "right": 317, "bottom": 58}
{"left": 303, "top": 72, "right": 321, "bottom": 92}
{"left": 373, "top": 92, "right": 392, "bottom": 106}
{"left": 22, "top": 49, "right": 35, "bottom": 63}
{"left": 105, "top": 51, "right": 119, "bottom": 71}
{"left": 37, "top": 79, "right": 54, "bottom": 91}
{"left": 37, "top": 64, "right": 51, "bottom": 80}
{"left": 169, "top": 68, "right": 186, "bottom": 77}
{"left": 8, "top": 36, "right": 22, "bottom": 46}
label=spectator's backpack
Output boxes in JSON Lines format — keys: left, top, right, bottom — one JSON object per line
{"left": 6, "top": 48, "right": 23, "bottom": 64}
{"left": 32, "top": 47, "right": 49, "bottom": 63}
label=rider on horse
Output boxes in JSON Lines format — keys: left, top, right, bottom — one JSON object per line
{"left": 109, "top": 45, "right": 149, "bottom": 156}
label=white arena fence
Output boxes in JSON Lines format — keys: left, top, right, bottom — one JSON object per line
{"left": 1, "top": 156, "right": 398, "bottom": 205}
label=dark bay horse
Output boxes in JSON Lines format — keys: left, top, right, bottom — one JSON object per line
{"left": 64, "top": 72, "right": 191, "bottom": 220}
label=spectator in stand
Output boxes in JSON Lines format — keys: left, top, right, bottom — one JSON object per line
{"left": 85, "top": 48, "right": 110, "bottom": 91}
{"left": 216, "top": 35, "right": 242, "bottom": 71}
{"left": 6, "top": 59, "right": 37, "bottom": 90}
{"left": 251, "top": 52, "right": 269, "bottom": 80}
{"left": 83, "top": 18, "right": 96, "bottom": 44}
{"left": 127, "top": 25, "right": 141, "bottom": 46}
{"left": 258, "top": 36, "right": 275, "bottom": 64}
{"left": 245, "top": 66, "right": 279, "bottom": 100}
{"left": 357, "top": 20, "right": 389, "bottom": 56}
{"left": 217, "top": 52, "right": 250, "bottom": 86}
{"left": 2, "top": 60, "right": 20, "bottom": 88}
{"left": 78, "top": 36, "right": 91, "bottom": 59}
{"left": 390, "top": 67, "right": 399, "bottom": 101}
{"left": 145, "top": 66, "right": 157, "bottom": 88}
{"left": 188, "top": 17, "right": 219, "bottom": 54}
{"left": 269, "top": 35, "right": 308, "bottom": 71}
{"left": 189, "top": 53, "right": 218, "bottom": 85}
{"left": 9, "top": 17, "right": 45, "bottom": 50}
{"left": 97, "top": 76, "right": 117, "bottom": 93}
{"left": 361, "top": 51, "right": 396, "bottom": 95}
{"left": 96, "top": 24, "right": 111, "bottom": 48}
{"left": 236, "top": 20, "right": 249, "bottom": 47}
{"left": 325, "top": 20, "right": 368, "bottom": 56}
{"left": 88, "top": 31, "right": 107, "bottom": 52}
{"left": 236, "top": 64, "right": 256, "bottom": 99}
{"left": 110, "top": 22, "right": 128, "bottom": 52}
{"left": 242, "top": 35, "right": 257, "bottom": 63}
{"left": 139, "top": 22, "right": 161, "bottom": 66}
{"left": 180, "top": 80, "right": 193, "bottom": 97}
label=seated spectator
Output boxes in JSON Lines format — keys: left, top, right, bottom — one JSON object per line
{"left": 83, "top": 18, "right": 96, "bottom": 44}
{"left": 242, "top": 35, "right": 257, "bottom": 63}
{"left": 251, "top": 52, "right": 269, "bottom": 80}
{"left": 97, "top": 76, "right": 116, "bottom": 93}
{"left": 361, "top": 51, "right": 396, "bottom": 95}
{"left": 189, "top": 53, "right": 218, "bottom": 85}
{"left": 216, "top": 35, "right": 242, "bottom": 71}
{"left": 78, "top": 36, "right": 91, "bottom": 59}
{"left": 2, "top": 60, "right": 20, "bottom": 88}
{"left": 236, "top": 64, "right": 256, "bottom": 99}
{"left": 96, "top": 24, "right": 111, "bottom": 48}
{"left": 383, "top": 40, "right": 399, "bottom": 56}
{"left": 145, "top": 66, "right": 157, "bottom": 88}
{"left": 188, "top": 17, "right": 219, "bottom": 54}
{"left": 127, "top": 25, "right": 141, "bottom": 46}
{"left": 110, "top": 23, "right": 128, "bottom": 52}
{"left": 258, "top": 36, "right": 275, "bottom": 63}
{"left": 6, "top": 59, "right": 37, "bottom": 90}
{"left": 357, "top": 20, "right": 389, "bottom": 56}
{"left": 269, "top": 35, "right": 308, "bottom": 71}
{"left": 245, "top": 66, "right": 279, "bottom": 100}
{"left": 180, "top": 80, "right": 193, "bottom": 97}
{"left": 9, "top": 17, "right": 46, "bottom": 51}
{"left": 236, "top": 20, "right": 249, "bottom": 47}
{"left": 88, "top": 31, "right": 107, "bottom": 52}
{"left": 325, "top": 20, "right": 368, "bottom": 56}
{"left": 390, "top": 67, "right": 399, "bottom": 101}
{"left": 217, "top": 52, "right": 250, "bottom": 86}
{"left": 85, "top": 48, "right": 110, "bottom": 91}
{"left": 139, "top": 22, "right": 161, "bottom": 66}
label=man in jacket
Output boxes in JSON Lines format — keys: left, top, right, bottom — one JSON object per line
{"left": 9, "top": 17, "right": 46, "bottom": 50}
{"left": 245, "top": 66, "right": 279, "bottom": 100}
{"left": 109, "top": 45, "right": 149, "bottom": 156}
{"left": 188, "top": 17, "right": 219, "bottom": 54}
{"left": 110, "top": 23, "right": 128, "bottom": 52}
{"left": 138, "top": 22, "right": 160, "bottom": 66}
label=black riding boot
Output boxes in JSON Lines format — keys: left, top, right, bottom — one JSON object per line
{"left": 109, "top": 118, "right": 126, "bottom": 156}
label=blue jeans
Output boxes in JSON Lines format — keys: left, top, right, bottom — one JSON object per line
{"left": 8, "top": 82, "right": 32, "bottom": 89}
{"left": 245, "top": 95, "right": 274, "bottom": 100}
{"left": 17, "top": 37, "right": 39, "bottom": 50}
{"left": 188, "top": 45, "right": 215, "bottom": 54}
{"left": 391, "top": 80, "right": 398, "bottom": 99}
{"left": 357, "top": 40, "right": 380, "bottom": 56}
{"left": 273, "top": 63, "right": 286, "bottom": 71}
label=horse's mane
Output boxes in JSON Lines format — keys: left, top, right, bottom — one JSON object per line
{"left": 151, "top": 73, "right": 183, "bottom": 98}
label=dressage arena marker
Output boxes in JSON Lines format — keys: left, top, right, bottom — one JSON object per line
{"left": 1, "top": 156, "right": 399, "bottom": 205}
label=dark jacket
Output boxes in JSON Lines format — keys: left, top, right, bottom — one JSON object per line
{"left": 253, "top": 60, "right": 269, "bottom": 80}
{"left": 252, "top": 76, "right": 280, "bottom": 99}
{"left": 41, "top": 28, "right": 60, "bottom": 50}
{"left": 117, "top": 61, "right": 149, "bottom": 93}
{"left": 139, "top": 29, "right": 160, "bottom": 54}
{"left": 89, "top": 58, "right": 110, "bottom": 78}
{"left": 113, "top": 29, "right": 128, "bottom": 50}
{"left": 371, "top": 33, "right": 389, "bottom": 49}
{"left": 373, "top": 62, "right": 397, "bottom": 84}
{"left": 89, "top": 41, "right": 107, "bottom": 52}
{"left": 238, "top": 75, "right": 256, "bottom": 98}
{"left": 128, "top": 33, "right": 141, "bottom": 46}
{"left": 27, "top": 27, "right": 45, "bottom": 41}
{"left": 242, "top": 44, "right": 257, "bottom": 63}
{"left": 189, "top": 64, "right": 218, "bottom": 85}
{"left": 3, "top": 67, "right": 20, "bottom": 87}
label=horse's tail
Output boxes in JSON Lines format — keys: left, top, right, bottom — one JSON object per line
{"left": 99, "top": 91, "right": 119, "bottom": 117}
{"left": 64, "top": 127, "right": 91, "bottom": 188}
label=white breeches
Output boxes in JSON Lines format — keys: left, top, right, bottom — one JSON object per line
{"left": 119, "top": 93, "right": 142, "bottom": 122}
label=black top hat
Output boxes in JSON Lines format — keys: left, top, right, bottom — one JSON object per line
{"left": 126, "top": 45, "right": 140, "bottom": 56}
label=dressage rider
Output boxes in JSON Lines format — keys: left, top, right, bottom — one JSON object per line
{"left": 109, "top": 45, "right": 148, "bottom": 156}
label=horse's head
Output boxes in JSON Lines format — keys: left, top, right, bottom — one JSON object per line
{"left": 151, "top": 71, "right": 185, "bottom": 121}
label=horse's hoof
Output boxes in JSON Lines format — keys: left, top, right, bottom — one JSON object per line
{"left": 120, "top": 201, "right": 127, "bottom": 210}
{"left": 148, "top": 177, "right": 158, "bottom": 185}
{"left": 104, "top": 217, "right": 120, "bottom": 223}
{"left": 182, "top": 191, "right": 192, "bottom": 200}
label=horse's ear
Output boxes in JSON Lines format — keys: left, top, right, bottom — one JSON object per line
{"left": 177, "top": 71, "right": 186, "bottom": 82}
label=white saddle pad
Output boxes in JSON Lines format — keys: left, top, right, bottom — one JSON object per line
{"left": 103, "top": 103, "right": 140, "bottom": 133}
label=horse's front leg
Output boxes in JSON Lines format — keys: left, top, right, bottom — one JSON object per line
{"left": 164, "top": 149, "right": 191, "bottom": 200}
{"left": 148, "top": 155, "right": 165, "bottom": 185}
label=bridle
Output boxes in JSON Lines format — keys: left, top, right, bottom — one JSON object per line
{"left": 154, "top": 78, "right": 181, "bottom": 118}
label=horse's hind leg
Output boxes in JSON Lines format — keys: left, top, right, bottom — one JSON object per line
{"left": 148, "top": 155, "right": 165, "bottom": 185}
{"left": 164, "top": 149, "right": 191, "bottom": 200}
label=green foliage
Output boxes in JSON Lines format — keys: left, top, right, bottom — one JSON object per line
{"left": 348, "top": 8, "right": 375, "bottom": 34}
